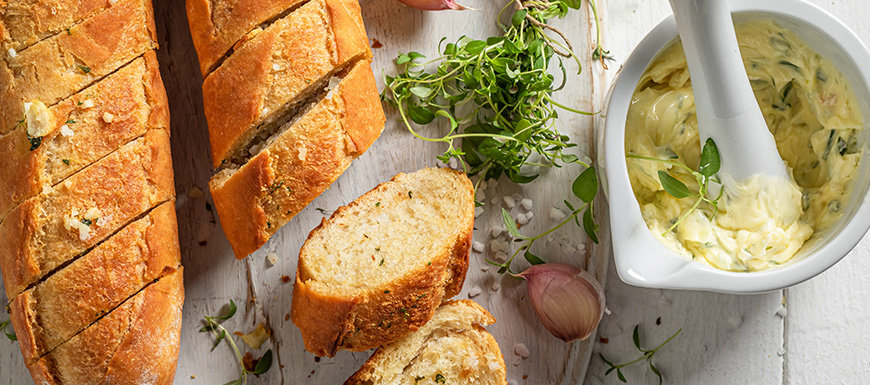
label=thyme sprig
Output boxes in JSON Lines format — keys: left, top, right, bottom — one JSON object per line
{"left": 0, "top": 319, "right": 17, "bottom": 341}
{"left": 600, "top": 326, "right": 682, "bottom": 384}
{"left": 627, "top": 138, "right": 723, "bottom": 235}
{"left": 200, "top": 300, "right": 273, "bottom": 385}
{"left": 488, "top": 167, "right": 598, "bottom": 274}
{"left": 383, "top": 0, "right": 603, "bottom": 190}
{"left": 587, "top": 0, "right": 614, "bottom": 68}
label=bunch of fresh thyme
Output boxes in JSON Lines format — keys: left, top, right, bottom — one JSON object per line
{"left": 600, "top": 325, "right": 682, "bottom": 384}
{"left": 627, "top": 138, "right": 723, "bottom": 234}
{"left": 383, "top": 0, "right": 609, "bottom": 191}
{"left": 200, "top": 300, "right": 273, "bottom": 385}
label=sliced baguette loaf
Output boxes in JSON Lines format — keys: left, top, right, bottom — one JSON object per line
{"left": 26, "top": 267, "right": 184, "bottom": 385}
{"left": 0, "top": 51, "right": 169, "bottom": 217}
{"left": 10, "top": 201, "right": 180, "bottom": 363}
{"left": 292, "top": 168, "right": 475, "bottom": 357}
{"left": 346, "top": 300, "right": 507, "bottom": 385}
{"left": 210, "top": 59, "right": 384, "bottom": 258}
{"left": 186, "top": 0, "right": 307, "bottom": 76}
{"left": 201, "top": 0, "right": 371, "bottom": 167}
{"left": 1, "top": 0, "right": 115, "bottom": 53}
{"left": 0, "top": 0, "right": 157, "bottom": 135}
{"left": 0, "top": 129, "right": 175, "bottom": 298}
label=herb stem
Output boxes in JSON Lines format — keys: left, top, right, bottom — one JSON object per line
{"left": 543, "top": 94, "right": 596, "bottom": 115}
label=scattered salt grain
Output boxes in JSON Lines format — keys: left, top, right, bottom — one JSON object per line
{"left": 513, "top": 343, "right": 530, "bottom": 359}
{"left": 60, "top": 124, "right": 74, "bottom": 137}
{"left": 468, "top": 286, "right": 481, "bottom": 298}
{"left": 474, "top": 206, "right": 484, "bottom": 218}
{"left": 7, "top": 48, "right": 16, "bottom": 58}
{"left": 448, "top": 157, "right": 458, "bottom": 169}
{"left": 480, "top": 265, "right": 489, "bottom": 272}
{"left": 520, "top": 198, "right": 533, "bottom": 211}
{"left": 102, "top": 112, "right": 114, "bottom": 123}
{"left": 80, "top": 99, "right": 95, "bottom": 109}
{"left": 494, "top": 251, "right": 508, "bottom": 262}
{"left": 266, "top": 253, "right": 278, "bottom": 266}
{"left": 511, "top": 193, "right": 524, "bottom": 202}
{"left": 491, "top": 281, "right": 501, "bottom": 291}
{"left": 472, "top": 241, "right": 485, "bottom": 253}
{"left": 490, "top": 227, "right": 504, "bottom": 238}
{"left": 777, "top": 347, "right": 786, "bottom": 356}
{"left": 775, "top": 307, "right": 788, "bottom": 318}
{"left": 502, "top": 196, "right": 515, "bottom": 209}
{"left": 516, "top": 213, "right": 529, "bottom": 225}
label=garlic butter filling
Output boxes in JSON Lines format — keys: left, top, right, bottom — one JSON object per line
{"left": 625, "top": 19, "right": 863, "bottom": 272}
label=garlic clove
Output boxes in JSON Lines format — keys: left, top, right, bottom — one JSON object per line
{"left": 25, "top": 100, "right": 52, "bottom": 138}
{"left": 519, "top": 263, "right": 605, "bottom": 342}
{"left": 395, "top": 0, "right": 468, "bottom": 11}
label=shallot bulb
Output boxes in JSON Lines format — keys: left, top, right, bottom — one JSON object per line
{"left": 518, "top": 263, "right": 605, "bottom": 342}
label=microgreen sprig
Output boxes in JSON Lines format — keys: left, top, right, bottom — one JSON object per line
{"left": 600, "top": 326, "right": 682, "bottom": 384}
{"left": 627, "top": 138, "right": 724, "bottom": 235}
{"left": 0, "top": 319, "right": 17, "bottom": 342}
{"left": 488, "top": 167, "right": 599, "bottom": 274}
{"left": 383, "top": 0, "right": 599, "bottom": 188}
{"left": 200, "top": 300, "right": 273, "bottom": 385}
{"left": 587, "top": 0, "right": 614, "bottom": 68}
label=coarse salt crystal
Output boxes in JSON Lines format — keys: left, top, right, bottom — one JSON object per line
{"left": 474, "top": 206, "right": 484, "bottom": 218}
{"left": 60, "top": 125, "right": 74, "bottom": 137}
{"left": 468, "top": 286, "right": 481, "bottom": 298}
{"left": 480, "top": 265, "right": 489, "bottom": 272}
{"left": 84, "top": 207, "right": 101, "bottom": 219}
{"left": 775, "top": 307, "right": 788, "bottom": 318}
{"left": 514, "top": 343, "right": 530, "bottom": 358}
{"left": 516, "top": 213, "right": 529, "bottom": 225}
{"left": 472, "top": 241, "right": 485, "bottom": 253}
{"left": 511, "top": 193, "right": 524, "bottom": 202}
{"left": 80, "top": 99, "right": 95, "bottom": 109}
{"left": 520, "top": 198, "right": 533, "bottom": 210}
{"left": 297, "top": 146, "right": 307, "bottom": 161}
{"left": 494, "top": 251, "right": 508, "bottom": 262}
{"left": 272, "top": 63, "right": 282, "bottom": 71}
{"left": 102, "top": 112, "right": 114, "bottom": 123}
{"left": 7, "top": 48, "right": 16, "bottom": 58}
{"left": 266, "top": 253, "right": 278, "bottom": 266}
{"left": 487, "top": 361, "right": 501, "bottom": 370}
{"left": 448, "top": 157, "right": 458, "bottom": 169}
{"left": 479, "top": 180, "right": 488, "bottom": 190}
{"left": 502, "top": 196, "right": 515, "bottom": 209}
{"left": 475, "top": 188, "right": 486, "bottom": 201}
{"left": 490, "top": 227, "right": 503, "bottom": 238}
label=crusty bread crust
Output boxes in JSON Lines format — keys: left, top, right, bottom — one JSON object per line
{"left": 0, "top": 0, "right": 113, "bottom": 53}
{"left": 185, "top": 0, "right": 307, "bottom": 76}
{"left": 210, "top": 59, "right": 384, "bottom": 259}
{"left": 9, "top": 201, "right": 180, "bottom": 363}
{"left": 26, "top": 267, "right": 184, "bottom": 385}
{"left": 0, "top": 0, "right": 158, "bottom": 136}
{"left": 0, "top": 51, "right": 169, "bottom": 217}
{"left": 291, "top": 168, "right": 474, "bottom": 357}
{"left": 345, "top": 300, "right": 506, "bottom": 385}
{"left": 201, "top": 0, "right": 371, "bottom": 167}
{"left": 0, "top": 129, "right": 175, "bottom": 298}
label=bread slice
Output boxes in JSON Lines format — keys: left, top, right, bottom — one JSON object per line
{"left": 0, "top": 0, "right": 157, "bottom": 136}
{"left": 26, "top": 267, "right": 184, "bottom": 385}
{"left": 0, "top": 51, "right": 169, "bottom": 217}
{"left": 291, "top": 168, "right": 475, "bottom": 357}
{"left": 201, "top": 0, "right": 371, "bottom": 167}
{"left": 1, "top": 0, "right": 115, "bottom": 53}
{"left": 0, "top": 129, "right": 175, "bottom": 298}
{"left": 345, "top": 300, "right": 507, "bottom": 385}
{"left": 186, "top": 0, "right": 307, "bottom": 76}
{"left": 9, "top": 201, "right": 180, "bottom": 363}
{"left": 210, "top": 59, "right": 384, "bottom": 258}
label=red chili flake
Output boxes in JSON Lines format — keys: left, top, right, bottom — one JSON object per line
{"left": 371, "top": 38, "right": 383, "bottom": 49}
{"left": 281, "top": 275, "right": 291, "bottom": 283}
{"left": 284, "top": 314, "right": 290, "bottom": 321}
{"left": 198, "top": 240, "right": 208, "bottom": 246}
{"left": 599, "top": 337, "right": 609, "bottom": 344}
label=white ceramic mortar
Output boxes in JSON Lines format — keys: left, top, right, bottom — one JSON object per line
{"left": 598, "top": 0, "right": 870, "bottom": 293}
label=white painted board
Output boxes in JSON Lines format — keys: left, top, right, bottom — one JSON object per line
{"left": 0, "top": 0, "right": 607, "bottom": 384}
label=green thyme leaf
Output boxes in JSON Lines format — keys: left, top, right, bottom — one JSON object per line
{"left": 699, "top": 138, "right": 720, "bottom": 177}
{"left": 501, "top": 208, "right": 522, "bottom": 239}
{"left": 573, "top": 166, "right": 598, "bottom": 203}
{"left": 658, "top": 171, "right": 691, "bottom": 198}
{"left": 583, "top": 206, "right": 599, "bottom": 244}
{"left": 523, "top": 249, "right": 545, "bottom": 265}
{"left": 252, "top": 349, "right": 273, "bottom": 375}
{"left": 219, "top": 299, "right": 237, "bottom": 320}
{"left": 78, "top": 65, "right": 91, "bottom": 74}
{"left": 632, "top": 325, "right": 641, "bottom": 350}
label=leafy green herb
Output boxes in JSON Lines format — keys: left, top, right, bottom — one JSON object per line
{"left": 80, "top": 218, "right": 93, "bottom": 226}
{"left": 78, "top": 65, "right": 91, "bottom": 74}
{"left": 62, "top": 159, "right": 71, "bottom": 165}
{"left": 626, "top": 138, "right": 724, "bottom": 235}
{"left": 587, "top": 0, "right": 613, "bottom": 68}
{"left": 201, "top": 300, "right": 273, "bottom": 384}
{"left": 600, "top": 326, "right": 681, "bottom": 385}
{"left": 315, "top": 208, "right": 329, "bottom": 215}
{"left": 435, "top": 373, "right": 447, "bottom": 383}
{"left": 379, "top": 258, "right": 385, "bottom": 266}
{"left": 1, "top": 319, "right": 17, "bottom": 342}
{"left": 66, "top": 119, "right": 76, "bottom": 124}
{"left": 27, "top": 133, "right": 42, "bottom": 151}
{"left": 488, "top": 168, "right": 598, "bottom": 274}
{"left": 383, "top": 0, "right": 602, "bottom": 191}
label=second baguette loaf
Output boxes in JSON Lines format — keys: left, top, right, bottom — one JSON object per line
{"left": 292, "top": 168, "right": 475, "bottom": 357}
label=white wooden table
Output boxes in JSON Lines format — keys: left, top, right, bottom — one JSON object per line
{"left": 1, "top": 0, "right": 869, "bottom": 384}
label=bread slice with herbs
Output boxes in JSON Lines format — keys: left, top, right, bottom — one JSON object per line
{"left": 0, "top": 129, "right": 175, "bottom": 298}
{"left": 345, "top": 300, "right": 507, "bottom": 385}
{"left": 291, "top": 167, "right": 475, "bottom": 357}
{"left": 210, "top": 58, "right": 384, "bottom": 259}
{"left": 26, "top": 267, "right": 184, "bottom": 385}
{"left": 186, "top": 0, "right": 307, "bottom": 76}
{"left": 0, "top": 0, "right": 158, "bottom": 136}
{"left": 201, "top": 0, "right": 371, "bottom": 167}
{"left": 0, "top": 51, "right": 169, "bottom": 217}
{"left": 9, "top": 201, "right": 180, "bottom": 363}
{"left": 0, "top": 0, "right": 117, "bottom": 53}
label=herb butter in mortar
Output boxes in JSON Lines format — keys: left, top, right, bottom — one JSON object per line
{"left": 625, "top": 19, "right": 863, "bottom": 272}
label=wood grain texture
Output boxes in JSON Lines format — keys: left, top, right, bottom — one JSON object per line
{"left": 0, "top": 0, "right": 604, "bottom": 383}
